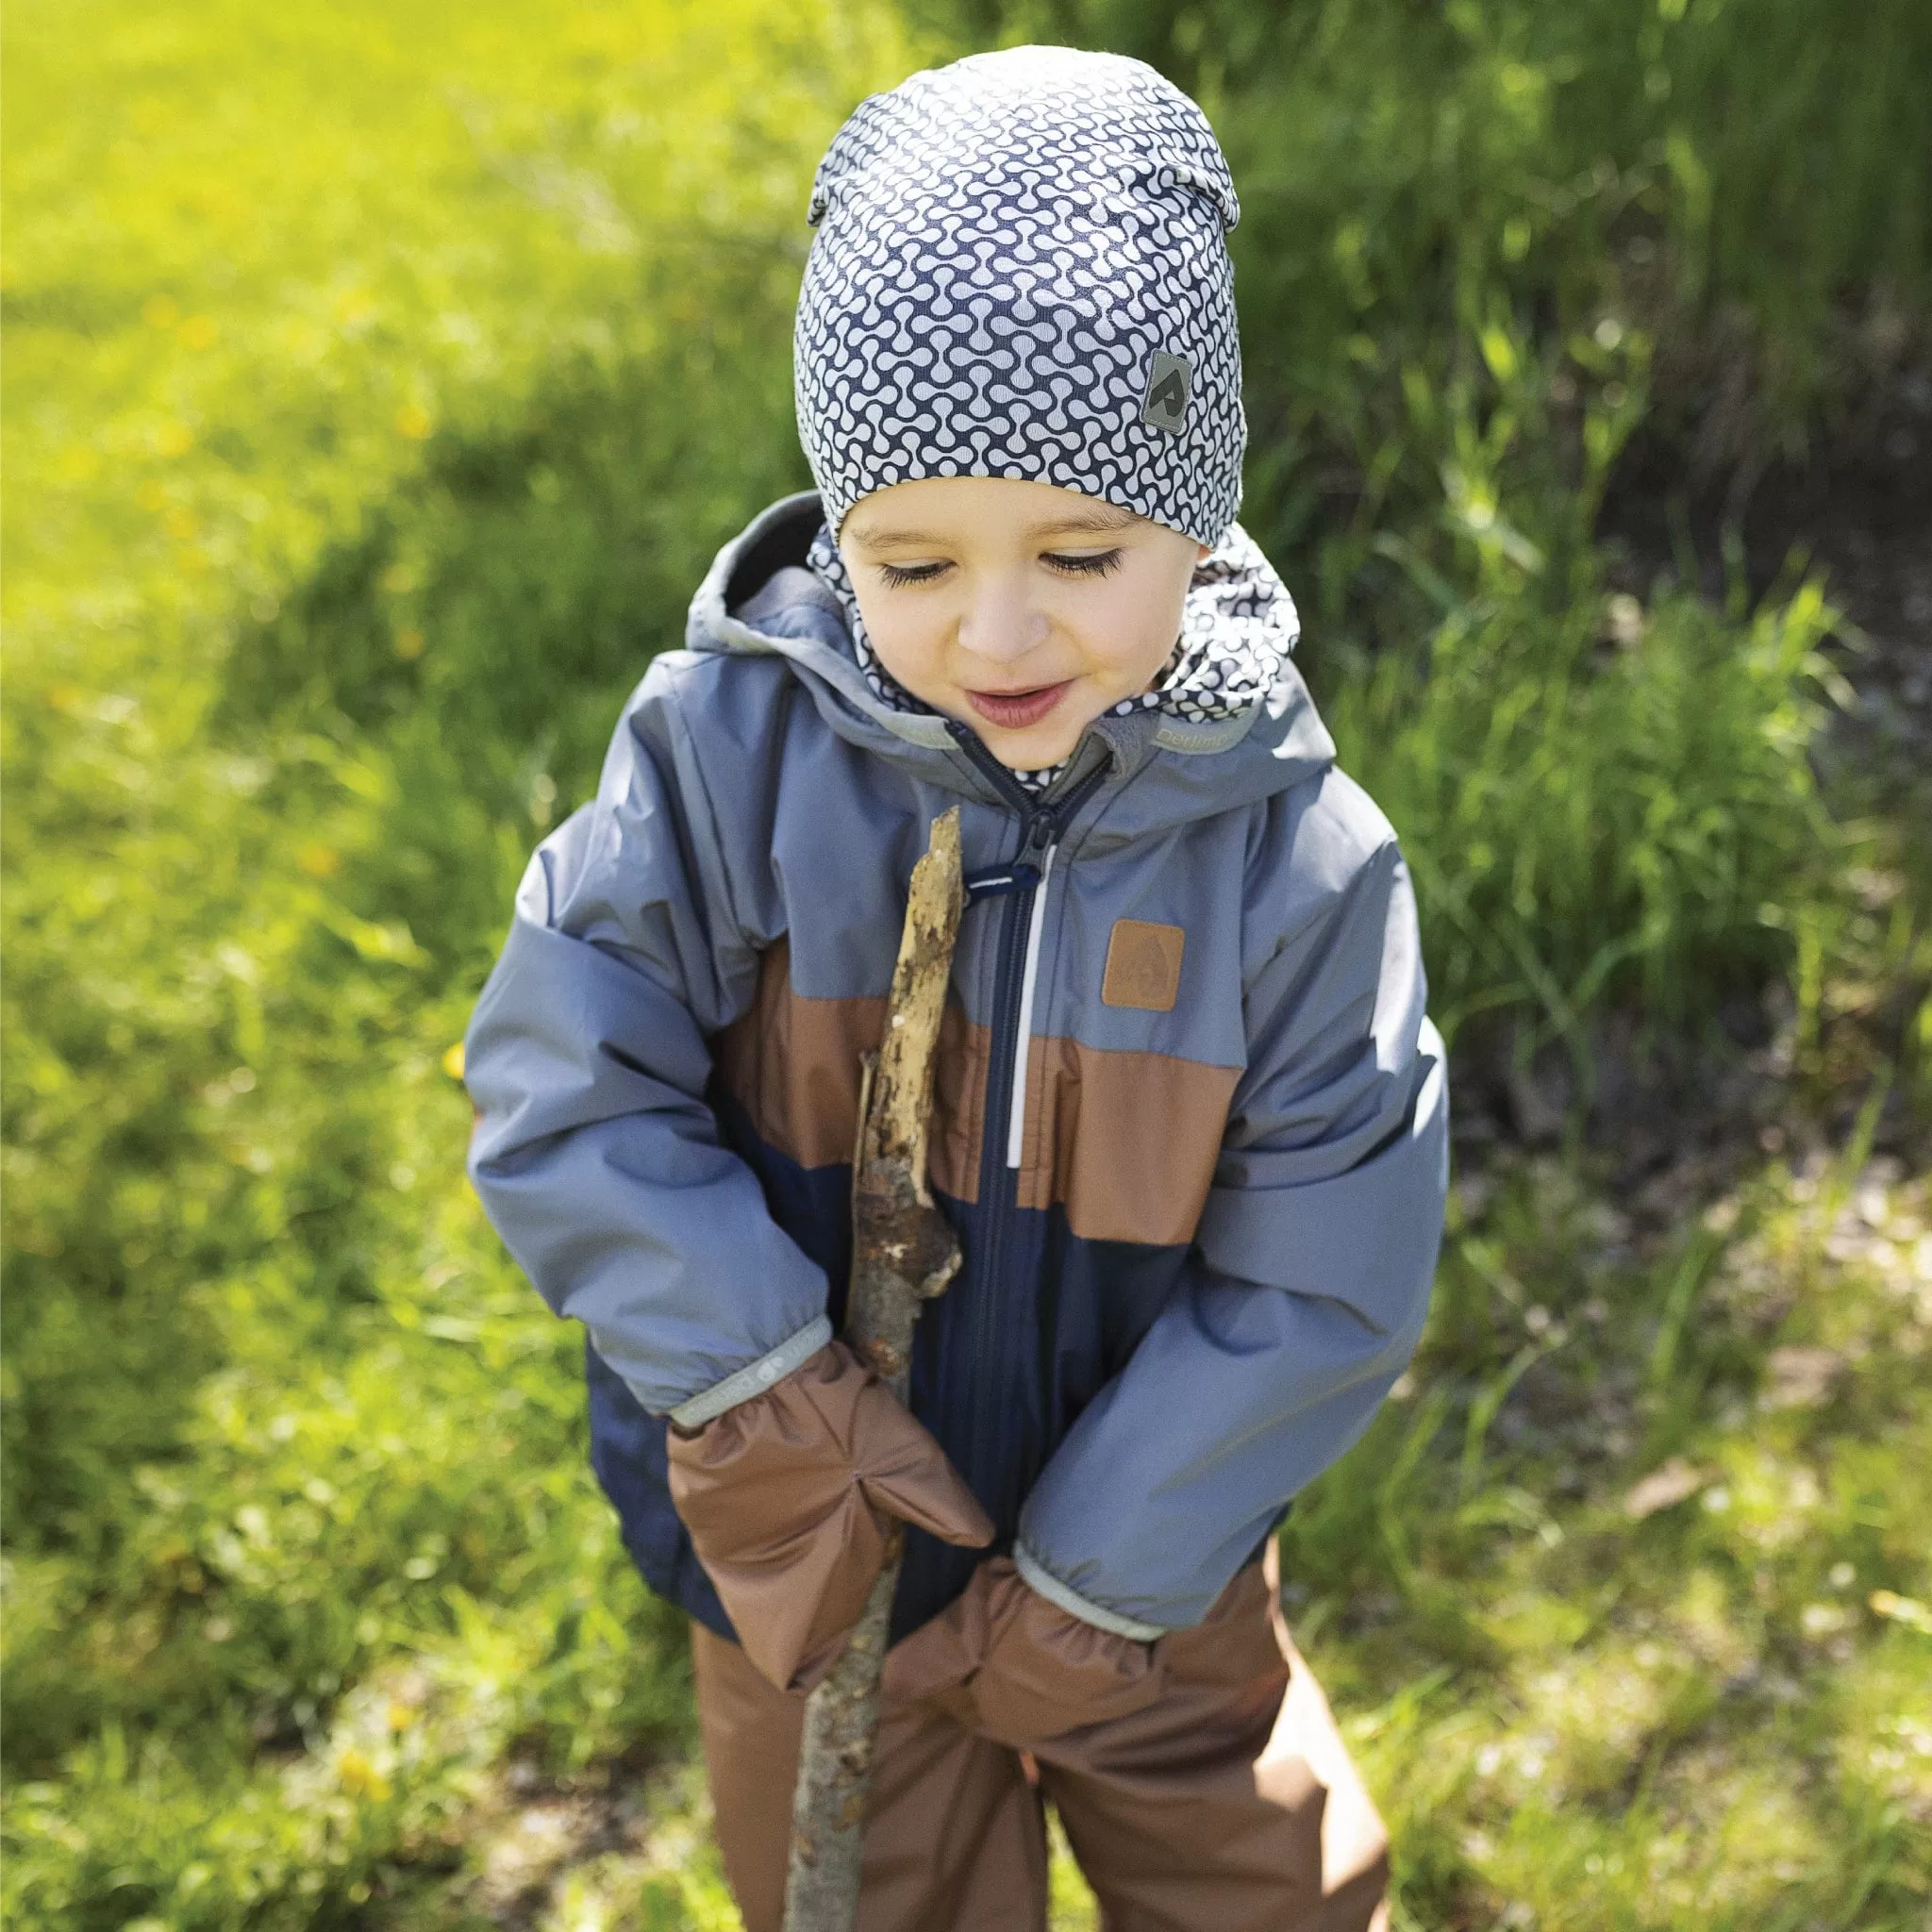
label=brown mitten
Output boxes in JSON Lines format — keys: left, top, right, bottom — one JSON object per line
{"left": 881, "top": 1557, "right": 1164, "bottom": 1745}
{"left": 666, "top": 1341, "right": 993, "bottom": 1692}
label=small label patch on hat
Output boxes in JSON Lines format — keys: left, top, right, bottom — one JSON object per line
{"left": 1140, "top": 350, "right": 1192, "bottom": 436}
{"left": 1102, "top": 920, "right": 1186, "bottom": 1012}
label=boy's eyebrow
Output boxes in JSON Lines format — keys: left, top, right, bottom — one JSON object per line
{"left": 844, "top": 506, "right": 1141, "bottom": 550}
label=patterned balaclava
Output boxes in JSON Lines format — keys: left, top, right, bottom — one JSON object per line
{"left": 793, "top": 46, "right": 1272, "bottom": 789}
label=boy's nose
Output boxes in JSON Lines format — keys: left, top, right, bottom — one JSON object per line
{"left": 956, "top": 582, "right": 1051, "bottom": 668}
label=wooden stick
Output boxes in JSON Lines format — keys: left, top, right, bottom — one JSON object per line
{"left": 782, "top": 808, "right": 966, "bottom": 1932}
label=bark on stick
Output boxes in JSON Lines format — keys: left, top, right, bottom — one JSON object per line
{"left": 782, "top": 808, "right": 966, "bottom": 1932}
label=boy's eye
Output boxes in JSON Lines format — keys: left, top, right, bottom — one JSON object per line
{"left": 875, "top": 559, "right": 951, "bottom": 589}
{"left": 1042, "top": 548, "right": 1124, "bottom": 579}
{"left": 874, "top": 548, "right": 1126, "bottom": 588}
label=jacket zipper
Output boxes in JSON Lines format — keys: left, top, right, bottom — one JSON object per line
{"left": 952, "top": 728, "right": 1110, "bottom": 1517}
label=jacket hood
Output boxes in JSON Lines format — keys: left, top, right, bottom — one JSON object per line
{"left": 682, "top": 491, "right": 1336, "bottom": 834}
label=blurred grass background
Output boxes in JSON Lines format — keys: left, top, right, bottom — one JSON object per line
{"left": 3, "top": 1, "right": 1929, "bottom": 1927}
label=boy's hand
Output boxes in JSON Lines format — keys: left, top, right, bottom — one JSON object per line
{"left": 666, "top": 1341, "right": 992, "bottom": 1693}
{"left": 880, "top": 1557, "right": 1164, "bottom": 1744}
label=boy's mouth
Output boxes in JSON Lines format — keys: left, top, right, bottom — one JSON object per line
{"left": 966, "top": 680, "right": 1072, "bottom": 730}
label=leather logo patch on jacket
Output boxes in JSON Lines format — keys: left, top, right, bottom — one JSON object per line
{"left": 1101, "top": 920, "right": 1186, "bottom": 1012}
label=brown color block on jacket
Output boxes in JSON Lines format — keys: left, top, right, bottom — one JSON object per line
{"left": 691, "top": 1547, "right": 1390, "bottom": 1932}
{"left": 665, "top": 1342, "right": 992, "bottom": 1693}
{"left": 708, "top": 938, "right": 888, "bottom": 1172}
{"left": 708, "top": 941, "right": 1239, "bottom": 1245}
{"left": 1012, "top": 1037, "right": 1238, "bottom": 1244}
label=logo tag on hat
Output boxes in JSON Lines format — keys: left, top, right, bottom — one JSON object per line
{"left": 1141, "top": 350, "right": 1192, "bottom": 435}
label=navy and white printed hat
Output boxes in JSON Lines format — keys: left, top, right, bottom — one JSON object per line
{"left": 794, "top": 45, "right": 1246, "bottom": 547}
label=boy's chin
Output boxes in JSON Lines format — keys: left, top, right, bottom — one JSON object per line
{"left": 964, "top": 701, "right": 1114, "bottom": 775}
{"left": 977, "top": 723, "right": 1086, "bottom": 774}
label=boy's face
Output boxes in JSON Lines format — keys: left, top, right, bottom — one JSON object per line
{"left": 839, "top": 475, "right": 1209, "bottom": 772}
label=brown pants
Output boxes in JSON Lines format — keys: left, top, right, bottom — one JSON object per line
{"left": 691, "top": 1549, "right": 1391, "bottom": 1931}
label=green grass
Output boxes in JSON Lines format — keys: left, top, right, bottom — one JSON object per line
{"left": 1291, "top": 1145, "right": 1932, "bottom": 1929}
{"left": 4, "top": 1, "right": 1929, "bottom": 1927}
{"left": 2, "top": 0, "right": 913, "bottom": 1921}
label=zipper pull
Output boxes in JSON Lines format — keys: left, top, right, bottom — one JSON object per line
{"left": 963, "top": 862, "right": 1041, "bottom": 906}
{"left": 1024, "top": 752, "right": 1111, "bottom": 852}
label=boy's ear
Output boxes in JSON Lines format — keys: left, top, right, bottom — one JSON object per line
{"left": 1197, "top": 541, "right": 1212, "bottom": 562}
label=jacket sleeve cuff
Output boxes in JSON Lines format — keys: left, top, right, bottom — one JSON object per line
{"left": 1014, "top": 1542, "right": 1167, "bottom": 1643}
{"left": 661, "top": 1316, "right": 834, "bottom": 1429}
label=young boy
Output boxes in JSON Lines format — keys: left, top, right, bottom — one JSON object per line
{"left": 466, "top": 44, "right": 1447, "bottom": 1931}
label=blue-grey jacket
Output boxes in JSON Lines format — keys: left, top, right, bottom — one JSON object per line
{"left": 465, "top": 491, "right": 1448, "bottom": 1644}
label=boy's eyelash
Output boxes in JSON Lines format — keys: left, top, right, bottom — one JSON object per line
{"left": 1043, "top": 548, "right": 1124, "bottom": 579}
{"left": 876, "top": 560, "right": 950, "bottom": 588}
{"left": 874, "top": 549, "right": 1125, "bottom": 590}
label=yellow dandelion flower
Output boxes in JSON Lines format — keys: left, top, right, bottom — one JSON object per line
{"left": 337, "top": 1747, "right": 392, "bottom": 1802}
